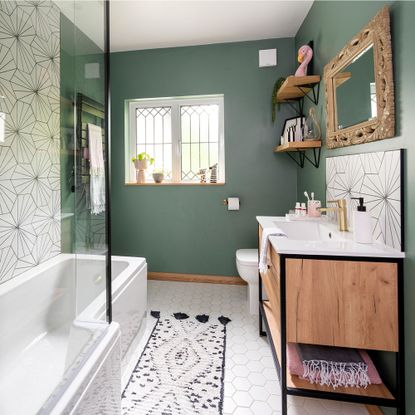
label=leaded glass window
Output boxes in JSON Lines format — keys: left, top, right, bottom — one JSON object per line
{"left": 127, "top": 96, "right": 224, "bottom": 184}
{"left": 136, "top": 106, "right": 172, "bottom": 179}
{"left": 181, "top": 104, "right": 219, "bottom": 181}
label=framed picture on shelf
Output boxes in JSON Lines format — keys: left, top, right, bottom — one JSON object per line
{"left": 280, "top": 116, "right": 305, "bottom": 145}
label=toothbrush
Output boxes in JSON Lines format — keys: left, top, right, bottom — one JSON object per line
{"left": 311, "top": 192, "right": 315, "bottom": 201}
{"left": 304, "top": 191, "right": 310, "bottom": 201}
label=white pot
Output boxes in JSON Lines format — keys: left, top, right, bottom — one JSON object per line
{"left": 136, "top": 170, "right": 146, "bottom": 183}
{"left": 152, "top": 173, "right": 164, "bottom": 183}
{"left": 134, "top": 159, "right": 148, "bottom": 170}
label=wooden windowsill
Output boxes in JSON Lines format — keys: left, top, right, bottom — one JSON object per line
{"left": 125, "top": 182, "right": 225, "bottom": 186}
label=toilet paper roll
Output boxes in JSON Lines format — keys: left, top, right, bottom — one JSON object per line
{"left": 228, "top": 197, "right": 240, "bottom": 211}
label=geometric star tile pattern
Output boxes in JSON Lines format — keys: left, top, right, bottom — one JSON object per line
{"left": 143, "top": 280, "right": 369, "bottom": 415}
{"left": 0, "top": 1, "right": 60, "bottom": 283}
{"left": 326, "top": 150, "right": 402, "bottom": 250}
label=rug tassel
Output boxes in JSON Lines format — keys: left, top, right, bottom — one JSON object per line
{"left": 150, "top": 310, "right": 160, "bottom": 319}
{"left": 173, "top": 312, "right": 189, "bottom": 320}
{"left": 196, "top": 314, "right": 210, "bottom": 323}
{"left": 218, "top": 316, "right": 231, "bottom": 326}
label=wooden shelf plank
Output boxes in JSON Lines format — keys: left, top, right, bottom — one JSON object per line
{"left": 277, "top": 75, "right": 320, "bottom": 102}
{"left": 261, "top": 300, "right": 395, "bottom": 402}
{"left": 274, "top": 140, "right": 321, "bottom": 153}
{"left": 125, "top": 182, "right": 225, "bottom": 186}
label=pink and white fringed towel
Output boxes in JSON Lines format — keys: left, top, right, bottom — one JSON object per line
{"left": 287, "top": 343, "right": 382, "bottom": 389}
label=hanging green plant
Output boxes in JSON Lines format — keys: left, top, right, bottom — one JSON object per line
{"left": 271, "top": 77, "right": 286, "bottom": 123}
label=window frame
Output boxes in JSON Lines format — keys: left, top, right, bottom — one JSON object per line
{"left": 126, "top": 95, "right": 225, "bottom": 184}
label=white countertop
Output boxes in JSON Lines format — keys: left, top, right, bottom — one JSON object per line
{"left": 257, "top": 216, "right": 405, "bottom": 259}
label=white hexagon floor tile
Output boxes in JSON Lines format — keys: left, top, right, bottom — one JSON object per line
{"left": 147, "top": 281, "right": 370, "bottom": 415}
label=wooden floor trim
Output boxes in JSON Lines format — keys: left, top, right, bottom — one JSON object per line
{"left": 148, "top": 272, "right": 247, "bottom": 286}
{"left": 365, "top": 405, "right": 384, "bottom": 415}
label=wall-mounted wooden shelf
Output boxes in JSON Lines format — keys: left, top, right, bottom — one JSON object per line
{"left": 274, "top": 75, "right": 321, "bottom": 169}
{"left": 125, "top": 182, "right": 225, "bottom": 186}
{"left": 273, "top": 140, "right": 321, "bottom": 168}
{"left": 277, "top": 75, "right": 321, "bottom": 102}
{"left": 273, "top": 140, "right": 321, "bottom": 153}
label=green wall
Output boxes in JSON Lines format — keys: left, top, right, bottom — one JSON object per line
{"left": 110, "top": 39, "right": 297, "bottom": 275}
{"left": 295, "top": 1, "right": 415, "bottom": 412}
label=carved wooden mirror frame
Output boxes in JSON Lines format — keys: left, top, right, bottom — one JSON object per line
{"left": 324, "top": 7, "right": 395, "bottom": 149}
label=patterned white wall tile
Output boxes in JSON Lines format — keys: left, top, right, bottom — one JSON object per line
{"left": 0, "top": 148, "right": 17, "bottom": 214}
{"left": 32, "top": 116, "right": 60, "bottom": 162}
{"left": 13, "top": 66, "right": 52, "bottom": 122}
{"left": 0, "top": 193, "right": 37, "bottom": 258}
{"left": 0, "top": 43, "right": 16, "bottom": 81}
{"left": 0, "top": 6, "right": 36, "bottom": 73}
{"left": 0, "top": 1, "right": 60, "bottom": 283}
{"left": 6, "top": 100, "right": 36, "bottom": 162}
{"left": 33, "top": 190, "right": 61, "bottom": 242}
{"left": 0, "top": 246, "right": 17, "bottom": 281}
{"left": 326, "top": 149, "right": 403, "bottom": 250}
{"left": 32, "top": 33, "right": 60, "bottom": 86}
{"left": 0, "top": 80, "right": 17, "bottom": 113}
{"left": 0, "top": 2, "right": 17, "bottom": 16}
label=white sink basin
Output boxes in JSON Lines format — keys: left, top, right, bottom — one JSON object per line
{"left": 273, "top": 221, "right": 344, "bottom": 242}
{"left": 256, "top": 216, "right": 405, "bottom": 258}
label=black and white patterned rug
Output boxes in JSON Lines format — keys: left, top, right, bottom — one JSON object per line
{"left": 122, "top": 311, "right": 231, "bottom": 415}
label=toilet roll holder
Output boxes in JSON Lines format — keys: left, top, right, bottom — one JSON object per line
{"left": 223, "top": 199, "right": 241, "bottom": 206}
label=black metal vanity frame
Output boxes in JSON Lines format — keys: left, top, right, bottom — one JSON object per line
{"left": 258, "top": 252, "right": 405, "bottom": 415}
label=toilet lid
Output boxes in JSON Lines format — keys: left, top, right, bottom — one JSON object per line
{"left": 236, "top": 249, "right": 258, "bottom": 266}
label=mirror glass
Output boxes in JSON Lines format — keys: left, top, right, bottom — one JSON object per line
{"left": 334, "top": 45, "right": 376, "bottom": 130}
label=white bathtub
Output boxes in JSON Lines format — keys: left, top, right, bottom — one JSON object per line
{"left": 0, "top": 254, "right": 147, "bottom": 415}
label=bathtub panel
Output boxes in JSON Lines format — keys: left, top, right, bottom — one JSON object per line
{"left": 44, "top": 323, "right": 121, "bottom": 415}
{"left": 113, "top": 261, "right": 147, "bottom": 359}
{"left": 70, "top": 325, "right": 121, "bottom": 415}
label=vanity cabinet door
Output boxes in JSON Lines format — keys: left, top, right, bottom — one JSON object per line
{"left": 261, "top": 266, "right": 280, "bottom": 321}
{"left": 285, "top": 258, "right": 398, "bottom": 352}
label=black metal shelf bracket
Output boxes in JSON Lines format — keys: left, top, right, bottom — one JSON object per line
{"left": 298, "top": 81, "right": 320, "bottom": 106}
{"left": 281, "top": 81, "right": 320, "bottom": 118}
{"left": 285, "top": 146, "right": 321, "bottom": 169}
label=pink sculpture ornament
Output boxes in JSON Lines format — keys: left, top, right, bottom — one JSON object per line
{"left": 295, "top": 45, "right": 313, "bottom": 77}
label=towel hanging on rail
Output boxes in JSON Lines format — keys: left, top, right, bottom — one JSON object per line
{"left": 88, "top": 123, "right": 105, "bottom": 215}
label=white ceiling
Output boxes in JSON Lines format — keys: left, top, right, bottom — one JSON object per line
{"left": 55, "top": 0, "right": 105, "bottom": 51}
{"left": 110, "top": 0, "right": 314, "bottom": 52}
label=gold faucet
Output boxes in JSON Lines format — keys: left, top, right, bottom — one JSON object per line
{"left": 318, "top": 199, "right": 349, "bottom": 232}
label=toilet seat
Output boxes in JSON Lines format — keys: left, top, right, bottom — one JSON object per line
{"left": 236, "top": 249, "right": 258, "bottom": 266}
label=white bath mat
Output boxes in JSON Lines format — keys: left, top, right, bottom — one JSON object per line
{"left": 122, "top": 311, "right": 231, "bottom": 415}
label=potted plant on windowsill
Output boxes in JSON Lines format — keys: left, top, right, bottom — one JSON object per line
{"left": 132, "top": 152, "right": 154, "bottom": 183}
{"left": 152, "top": 169, "right": 165, "bottom": 183}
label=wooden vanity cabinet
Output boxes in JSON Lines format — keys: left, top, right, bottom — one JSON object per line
{"left": 258, "top": 225, "right": 404, "bottom": 415}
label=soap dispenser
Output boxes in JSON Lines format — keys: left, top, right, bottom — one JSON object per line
{"left": 352, "top": 197, "right": 373, "bottom": 244}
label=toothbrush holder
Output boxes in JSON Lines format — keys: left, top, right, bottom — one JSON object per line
{"left": 307, "top": 200, "right": 321, "bottom": 217}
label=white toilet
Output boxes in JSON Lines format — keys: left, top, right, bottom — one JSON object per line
{"left": 236, "top": 249, "right": 259, "bottom": 315}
